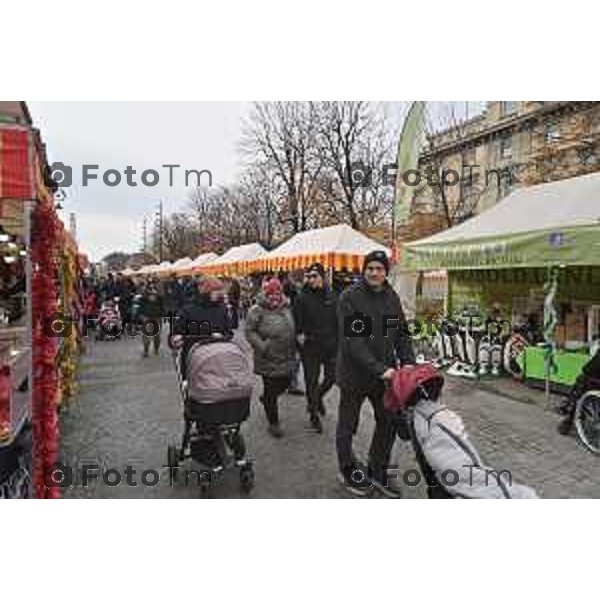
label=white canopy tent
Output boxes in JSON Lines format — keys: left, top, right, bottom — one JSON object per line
{"left": 169, "top": 257, "right": 193, "bottom": 275}
{"left": 403, "top": 171, "right": 600, "bottom": 270}
{"left": 202, "top": 243, "right": 268, "bottom": 275}
{"left": 261, "top": 223, "right": 390, "bottom": 271}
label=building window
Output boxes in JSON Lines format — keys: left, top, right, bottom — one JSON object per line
{"left": 501, "top": 101, "right": 517, "bottom": 116}
{"left": 499, "top": 134, "right": 512, "bottom": 159}
{"left": 544, "top": 122, "right": 561, "bottom": 143}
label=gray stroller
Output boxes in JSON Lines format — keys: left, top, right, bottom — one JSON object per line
{"left": 167, "top": 334, "right": 255, "bottom": 496}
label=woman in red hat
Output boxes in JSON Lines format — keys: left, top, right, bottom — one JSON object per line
{"left": 245, "top": 277, "right": 296, "bottom": 437}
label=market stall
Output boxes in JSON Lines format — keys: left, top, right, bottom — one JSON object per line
{"left": 201, "top": 243, "right": 267, "bottom": 277}
{"left": 403, "top": 171, "right": 600, "bottom": 390}
{"left": 184, "top": 252, "right": 218, "bottom": 276}
{"left": 170, "top": 257, "right": 193, "bottom": 276}
{"left": 0, "top": 110, "right": 34, "bottom": 498}
{"left": 0, "top": 102, "right": 85, "bottom": 498}
{"left": 153, "top": 260, "right": 174, "bottom": 278}
{"left": 258, "top": 224, "right": 389, "bottom": 273}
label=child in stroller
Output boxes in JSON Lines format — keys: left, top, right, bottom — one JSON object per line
{"left": 168, "top": 332, "right": 255, "bottom": 496}
{"left": 96, "top": 297, "right": 122, "bottom": 341}
{"left": 385, "top": 364, "right": 538, "bottom": 498}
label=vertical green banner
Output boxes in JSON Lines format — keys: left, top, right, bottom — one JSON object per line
{"left": 394, "top": 101, "right": 427, "bottom": 227}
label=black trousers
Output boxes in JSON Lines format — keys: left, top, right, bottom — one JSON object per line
{"left": 301, "top": 346, "right": 336, "bottom": 416}
{"left": 261, "top": 375, "right": 291, "bottom": 424}
{"left": 336, "top": 384, "right": 397, "bottom": 480}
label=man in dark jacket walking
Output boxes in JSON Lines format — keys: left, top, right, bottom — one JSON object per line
{"left": 138, "top": 285, "right": 165, "bottom": 357}
{"left": 293, "top": 263, "right": 338, "bottom": 433}
{"left": 336, "top": 250, "right": 415, "bottom": 498}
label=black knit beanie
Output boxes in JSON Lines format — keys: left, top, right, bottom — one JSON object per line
{"left": 306, "top": 262, "right": 326, "bottom": 278}
{"left": 362, "top": 250, "right": 390, "bottom": 274}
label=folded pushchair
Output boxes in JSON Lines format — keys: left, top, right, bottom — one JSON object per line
{"left": 167, "top": 334, "right": 255, "bottom": 496}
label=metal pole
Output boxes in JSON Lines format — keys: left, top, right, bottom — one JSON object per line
{"left": 142, "top": 216, "right": 147, "bottom": 255}
{"left": 158, "top": 200, "right": 163, "bottom": 262}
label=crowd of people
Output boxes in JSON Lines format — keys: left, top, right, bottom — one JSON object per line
{"left": 82, "top": 254, "right": 414, "bottom": 497}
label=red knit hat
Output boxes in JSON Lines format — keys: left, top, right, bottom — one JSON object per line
{"left": 262, "top": 277, "right": 282, "bottom": 295}
{"left": 200, "top": 277, "right": 224, "bottom": 295}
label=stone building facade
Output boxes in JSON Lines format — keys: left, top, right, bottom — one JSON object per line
{"left": 399, "top": 101, "right": 600, "bottom": 242}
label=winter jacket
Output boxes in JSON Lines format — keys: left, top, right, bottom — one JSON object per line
{"left": 336, "top": 278, "right": 415, "bottom": 390}
{"left": 293, "top": 285, "right": 338, "bottom": 357}
{"left": 173, "top": 297, "right": 232, "bottom": 339}
{"left": 245, "top": 295, "right": 296, "bottom": 378}
{"left": 173, "top": 297, "right": 233, "bottom": 379}
{"left": 138, "top": 293, "right": 165, "bottom": 321}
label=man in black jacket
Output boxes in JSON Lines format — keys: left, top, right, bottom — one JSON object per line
{"left": 138, "top": 285, "right": 165, "bottom": 357}
{"left": 336, "top": 250, "right": 415, "bottom": 497}
{"left": 293, "top": 263, "right": 338, "bottom": 433}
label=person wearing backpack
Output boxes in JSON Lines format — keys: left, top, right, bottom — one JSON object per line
{"left": 245, "top": 278, "right": 296, "bottom": 438}
{"left": 336, "top": 250, "right": 415, "bottom": 498}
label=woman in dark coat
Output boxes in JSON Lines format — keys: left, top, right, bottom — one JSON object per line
{"left": 171, "top": 277, "right": 232, "bottom": 379}
{"left": 245, "top": 278, "right": 296, "bottom": 437}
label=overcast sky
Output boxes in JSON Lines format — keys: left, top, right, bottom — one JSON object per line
{"left": 28, "top": 101, "right": 484, "bottom": 262}
{"left": 29, "top": 101, "right": 250, "bottom": 261}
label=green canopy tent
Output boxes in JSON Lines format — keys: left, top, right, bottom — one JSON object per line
{"left": 401, "top": 171, "right": 600, "bottom": 391}
{"left": 402, "top": 171, "right": 600, "bottom": 271}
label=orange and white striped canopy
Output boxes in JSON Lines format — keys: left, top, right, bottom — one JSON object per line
{"left": 257, "top": 224, "right": 390, "bottom": 274}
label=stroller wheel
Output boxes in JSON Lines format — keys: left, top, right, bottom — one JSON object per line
{"left": 199, "top": 477, "right": 211, "bottom": 498}
{"left": 240, "top": 465, "right": 255, "bottom": 494}
{"left": 167, "top": 444, "right": 179, "bottom": 478}
{"left": 231, "top": 432, "right": 246, "bottom": 461}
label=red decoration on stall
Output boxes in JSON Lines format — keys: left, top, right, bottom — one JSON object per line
{"left": 0, "top": 128, "right": 35, "bottom": 202}
{"left": 30, "top": 201, "right": 62, "bottom": 499}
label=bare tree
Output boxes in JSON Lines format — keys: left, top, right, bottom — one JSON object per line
{"left": 241, "top": 101, "right": 324, "bottom": 234}
{"left": 152, "top": 212, "right": 198, "bottom": 260}
{"left": 313, "top": 101, "right": 394, "bottom": 230}
{"left": 237, "top": 163, "right": 283, "bottom": 248}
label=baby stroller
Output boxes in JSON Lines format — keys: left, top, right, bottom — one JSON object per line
{"left": 167, "top": 334, "right": 255, "bottom": 496}
{"left": 96, "top": 298, "right": 122, "bottom": 341}
{"left": 385, "top": 364, "right": 537, "bottom": 498}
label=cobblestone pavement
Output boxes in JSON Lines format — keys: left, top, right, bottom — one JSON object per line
{"left": 59, "top": 329, "right": 600, "bottom": 499}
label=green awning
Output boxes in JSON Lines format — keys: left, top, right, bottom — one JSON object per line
{"left": 403, "top": 224, "right": 600, "bottom": 270}
{"left": 402, "top": 172, "right": 600, "bottom": 271}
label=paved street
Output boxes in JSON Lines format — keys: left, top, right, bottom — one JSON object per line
{"left": 58, "top": 328, "right": 600, "bottom": 499}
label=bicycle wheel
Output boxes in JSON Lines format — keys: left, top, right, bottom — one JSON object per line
{"left": 574, "top": 390, "right": 600, "bottom": 455}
